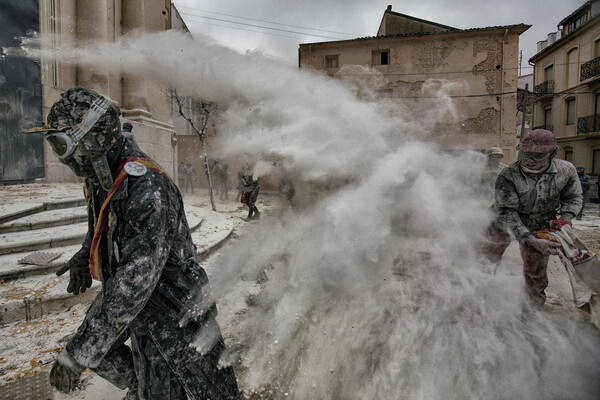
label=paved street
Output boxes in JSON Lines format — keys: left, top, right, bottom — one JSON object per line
{"left": 0, "top": 183, "right": 281, "bottom": 399}
{"left": 572, "top": 204, "right": 600, "bottom": 251}
{"left": 0, "top": 183, "right": 598, "bottom": 399}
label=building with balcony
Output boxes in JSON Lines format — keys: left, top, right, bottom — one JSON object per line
{"left": 299, "top": 5, "right": 529, "bottom": 163}
{"left": 530, "top": 0, "right": 600, "bottom": 180}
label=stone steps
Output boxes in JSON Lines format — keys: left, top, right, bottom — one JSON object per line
{"left": 0, "top": 206, "right": 88, "bottom": 234}
{"left": 0, "top": 245, "right": 81, "bottom": 281}
{"left": 191, "top": 209, "right": 235, "bottom": 261}
{"left": 0, "top": 270, "right": 101, "bottom": 326}
{"left": 0, "top": 205, "right": 204, "bottom": 257}
{"left": 0, "top": 199, "right": 86, "bottom": 225}
{"left": 0, "top": 201, "right": 234, "bottom": 327}
{"left": 0, "top": 223, "right": 88, "bottom": 256}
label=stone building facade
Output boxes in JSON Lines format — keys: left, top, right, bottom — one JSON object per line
{"left": 0, "top": 0, "right": 180, "bottom": 185}
{"left": 299, "top": 5, "right": 529, "bottom": 163}
{"left": 530, "top": 0, "right": 600, "bottom": 185}
{"left": 43, "top": 0, "right": 179, "bottom": 182}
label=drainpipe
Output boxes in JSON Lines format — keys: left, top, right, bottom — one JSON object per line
{"left": 500, "top": 28, "right": 508, "bottom": 156}
{"left": 528, "top": 60, "right": 535, "bottom": 134}
{"left": 520, "top": 83, "right": 528, "bottom": 140}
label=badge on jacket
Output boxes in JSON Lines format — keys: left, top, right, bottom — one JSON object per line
{"left": 124, "top": 161, "right": 148, "bottom": 176}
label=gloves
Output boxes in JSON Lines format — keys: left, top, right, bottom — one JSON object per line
{"left": 558, "top": 213, "right": 573, "bottom": 226}
{"left": 550, "top": 219, "right": 570, "bottom": 230}
{"left": 524, "top": 235, "right": 561, "bottom": 255}
{"left": 56, "top": 247, "right": 92, "bottom": 295}
{"left": 49, "top": 349, "right": 85, "bottom": 393}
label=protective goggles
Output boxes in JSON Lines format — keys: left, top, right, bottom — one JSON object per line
{"left": 23, "top": 96, "right": 116, "bottom": 159}
{"left": 521, "top": 151, "right": 551, "bottom": 161}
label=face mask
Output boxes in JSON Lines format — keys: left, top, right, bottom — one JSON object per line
{"left": 44, "top": 96, "right": 116, "bottom": 159}
{"left": 521, "top": 157, "right": 550, "bottom": 174}
{"left": 46, "top": 96, "right": 119, "bottom": 191}
{"left": 520, "top": 151, "right": 551, "bottom": 161}
{"left": 22, "top": 89, "right": 122, "bottom": 190}
{"left": 58, "top": 155, "right": 83, "bottom": 177}
{"left": 63, "top": 150, "right": 96, "bottom": 179}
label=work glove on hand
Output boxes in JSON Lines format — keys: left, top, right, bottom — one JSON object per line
{"left": 524, "top": 235, "right": 561, "bottom": 256}
{"left": 49, "top": 349, "right": 85, "bottom": 393}
{"left": 550, "top": 219, "right": 570, "bottom": 230}
{"left": 558, "top": 213, "right": 573, "bottom": 227}
{"left": 56, "top": 247, "right": 92, "bottom": 295}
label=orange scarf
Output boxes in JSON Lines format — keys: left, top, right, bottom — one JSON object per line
{"left": 89, "top": 157, "right": 167, "bottom": 281}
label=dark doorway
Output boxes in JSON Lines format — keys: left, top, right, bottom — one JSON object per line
{"left": 0, "top": 0, "right": 44, "bottom": 184}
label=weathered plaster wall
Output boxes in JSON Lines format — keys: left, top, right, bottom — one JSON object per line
{"left": 299, "top": 29, "right": 521, "bottom": 162}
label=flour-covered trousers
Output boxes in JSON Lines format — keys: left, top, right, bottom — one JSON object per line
{"left": 482, "top": 226, "right": 550, "bottom": 308}
{"left": 88, "top": 311, "right": 239, "bottom": 399}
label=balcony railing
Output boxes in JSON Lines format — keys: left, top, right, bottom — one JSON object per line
{"left": 581, "top": 56, "right": 600, "bottom": 81}
{"left": 534, "top": 80, "right": 555, "bottom": 97}
{"left": 533, "top": 124, "right": 553, "bottom": 132}
{"left": 578, "top": 114, "right": 600, "bottom": 134}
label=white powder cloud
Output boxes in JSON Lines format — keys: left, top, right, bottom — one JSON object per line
{"left": 22, "top": 30, "right": 600, "bottom": 399}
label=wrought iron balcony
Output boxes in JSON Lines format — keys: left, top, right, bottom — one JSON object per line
{"left": 534, "top": 80, "right": 554, "bottom": 97}
{"left": 533, "top": 124, "right": 553, "bottom": 132}
{"left": 578, "top": 114, "right": 600, "bottom": 134}
{"left": 581, "top": 56, "right": 600, "bottom": 81}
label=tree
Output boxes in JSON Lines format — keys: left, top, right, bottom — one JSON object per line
{"left": 171, "top": 89, "right": 218, "bottom": 211}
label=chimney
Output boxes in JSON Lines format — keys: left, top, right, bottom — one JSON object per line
{"left": 547, "top": 32, "right": 557, "bottom": 45}
{"left": 537, "top": 40, "right": 548, "bottom": 53}
{"left": 387, "top": 5, "right": 392, "bottom": 11}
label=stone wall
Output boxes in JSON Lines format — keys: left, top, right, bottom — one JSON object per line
{"left": 299, "top": 27, "right": 525, "bottom": 163}
{"left": 40, "top": 0, "right": 177, "bottom": 184}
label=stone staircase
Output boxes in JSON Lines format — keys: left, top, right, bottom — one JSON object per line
{"left": 0, "top": 197, "right": 235, "bottom": 327}
{"left": 0, "top": 186, "right": 240, "bottom": 395}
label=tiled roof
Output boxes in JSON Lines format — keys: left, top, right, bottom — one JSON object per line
{"left": 300, "top": 24, "right": 530, "bottom": 47}
{"left": 558, "top": 1, "right": 593, "bottom": 26}
{"left": 382, "top": 9, "right": 460, "bottom": 32}
{"left": 530, "top": 13, "right": 600, "bottom": 62}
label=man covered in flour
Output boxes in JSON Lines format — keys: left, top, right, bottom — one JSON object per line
{"left": 28, "top": 87, "right": 238, "bottom": 399}
{"left": 481, "top": 129, "right": 582, "bottom": 309}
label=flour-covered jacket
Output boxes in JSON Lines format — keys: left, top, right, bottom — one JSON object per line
{"left": 495, "top": 158, "right": 582, "bottom": 240}
{"left": 65, "top": 138, "right": 237, "bottom": 398}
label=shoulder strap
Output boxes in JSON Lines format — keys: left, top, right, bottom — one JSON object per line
{"left": 89, "top": 157, "right": 167, "bottom": 281}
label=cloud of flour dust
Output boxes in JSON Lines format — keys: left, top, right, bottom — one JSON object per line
{"left": 20, "top": 30, "right": 600, "bottom": 400}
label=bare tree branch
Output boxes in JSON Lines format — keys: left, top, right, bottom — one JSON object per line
{"left": 170, "top": 88, "right": 217, "bottom": 211}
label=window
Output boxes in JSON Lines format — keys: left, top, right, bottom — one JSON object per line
{"left": 544, "top": 107, "right": 552, "bottom": 128}
{"left": 567, "top": 14, "right": 588, "bottom": 34}
{"left": 376, "top": 88, "right": 393, "bottom": 98}
{"left": 40, "top": 0, "right": 62, "bottom": 88}
{"left": 593, "top": 149, "right": 600, "bottom": 174}
{"left": 372, "top": 50, "right": 390, "bottom": 66}
{"left": 596, "top": 93, "right": 600, "bottom": 115}
{"left": 325, "top": 55, "right": 339, "bottom": 68}
{"left": 566, "top": 98, "right": 576, "bottom": 125}
{"left": 595, "top": 38, "right": 600, "bottom": 58}
{"left": 544, "top": 64, "right": 554, "bottom": 81}
{"left": 566, "top": 48, "right": 579, "bottom": 88}
{"left": 564, "top": 148, "right": 573, "bottom": 162}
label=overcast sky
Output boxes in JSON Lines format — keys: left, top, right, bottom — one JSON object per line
{"left": 173, "top": 0, "right": 582, "bottom": 75}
